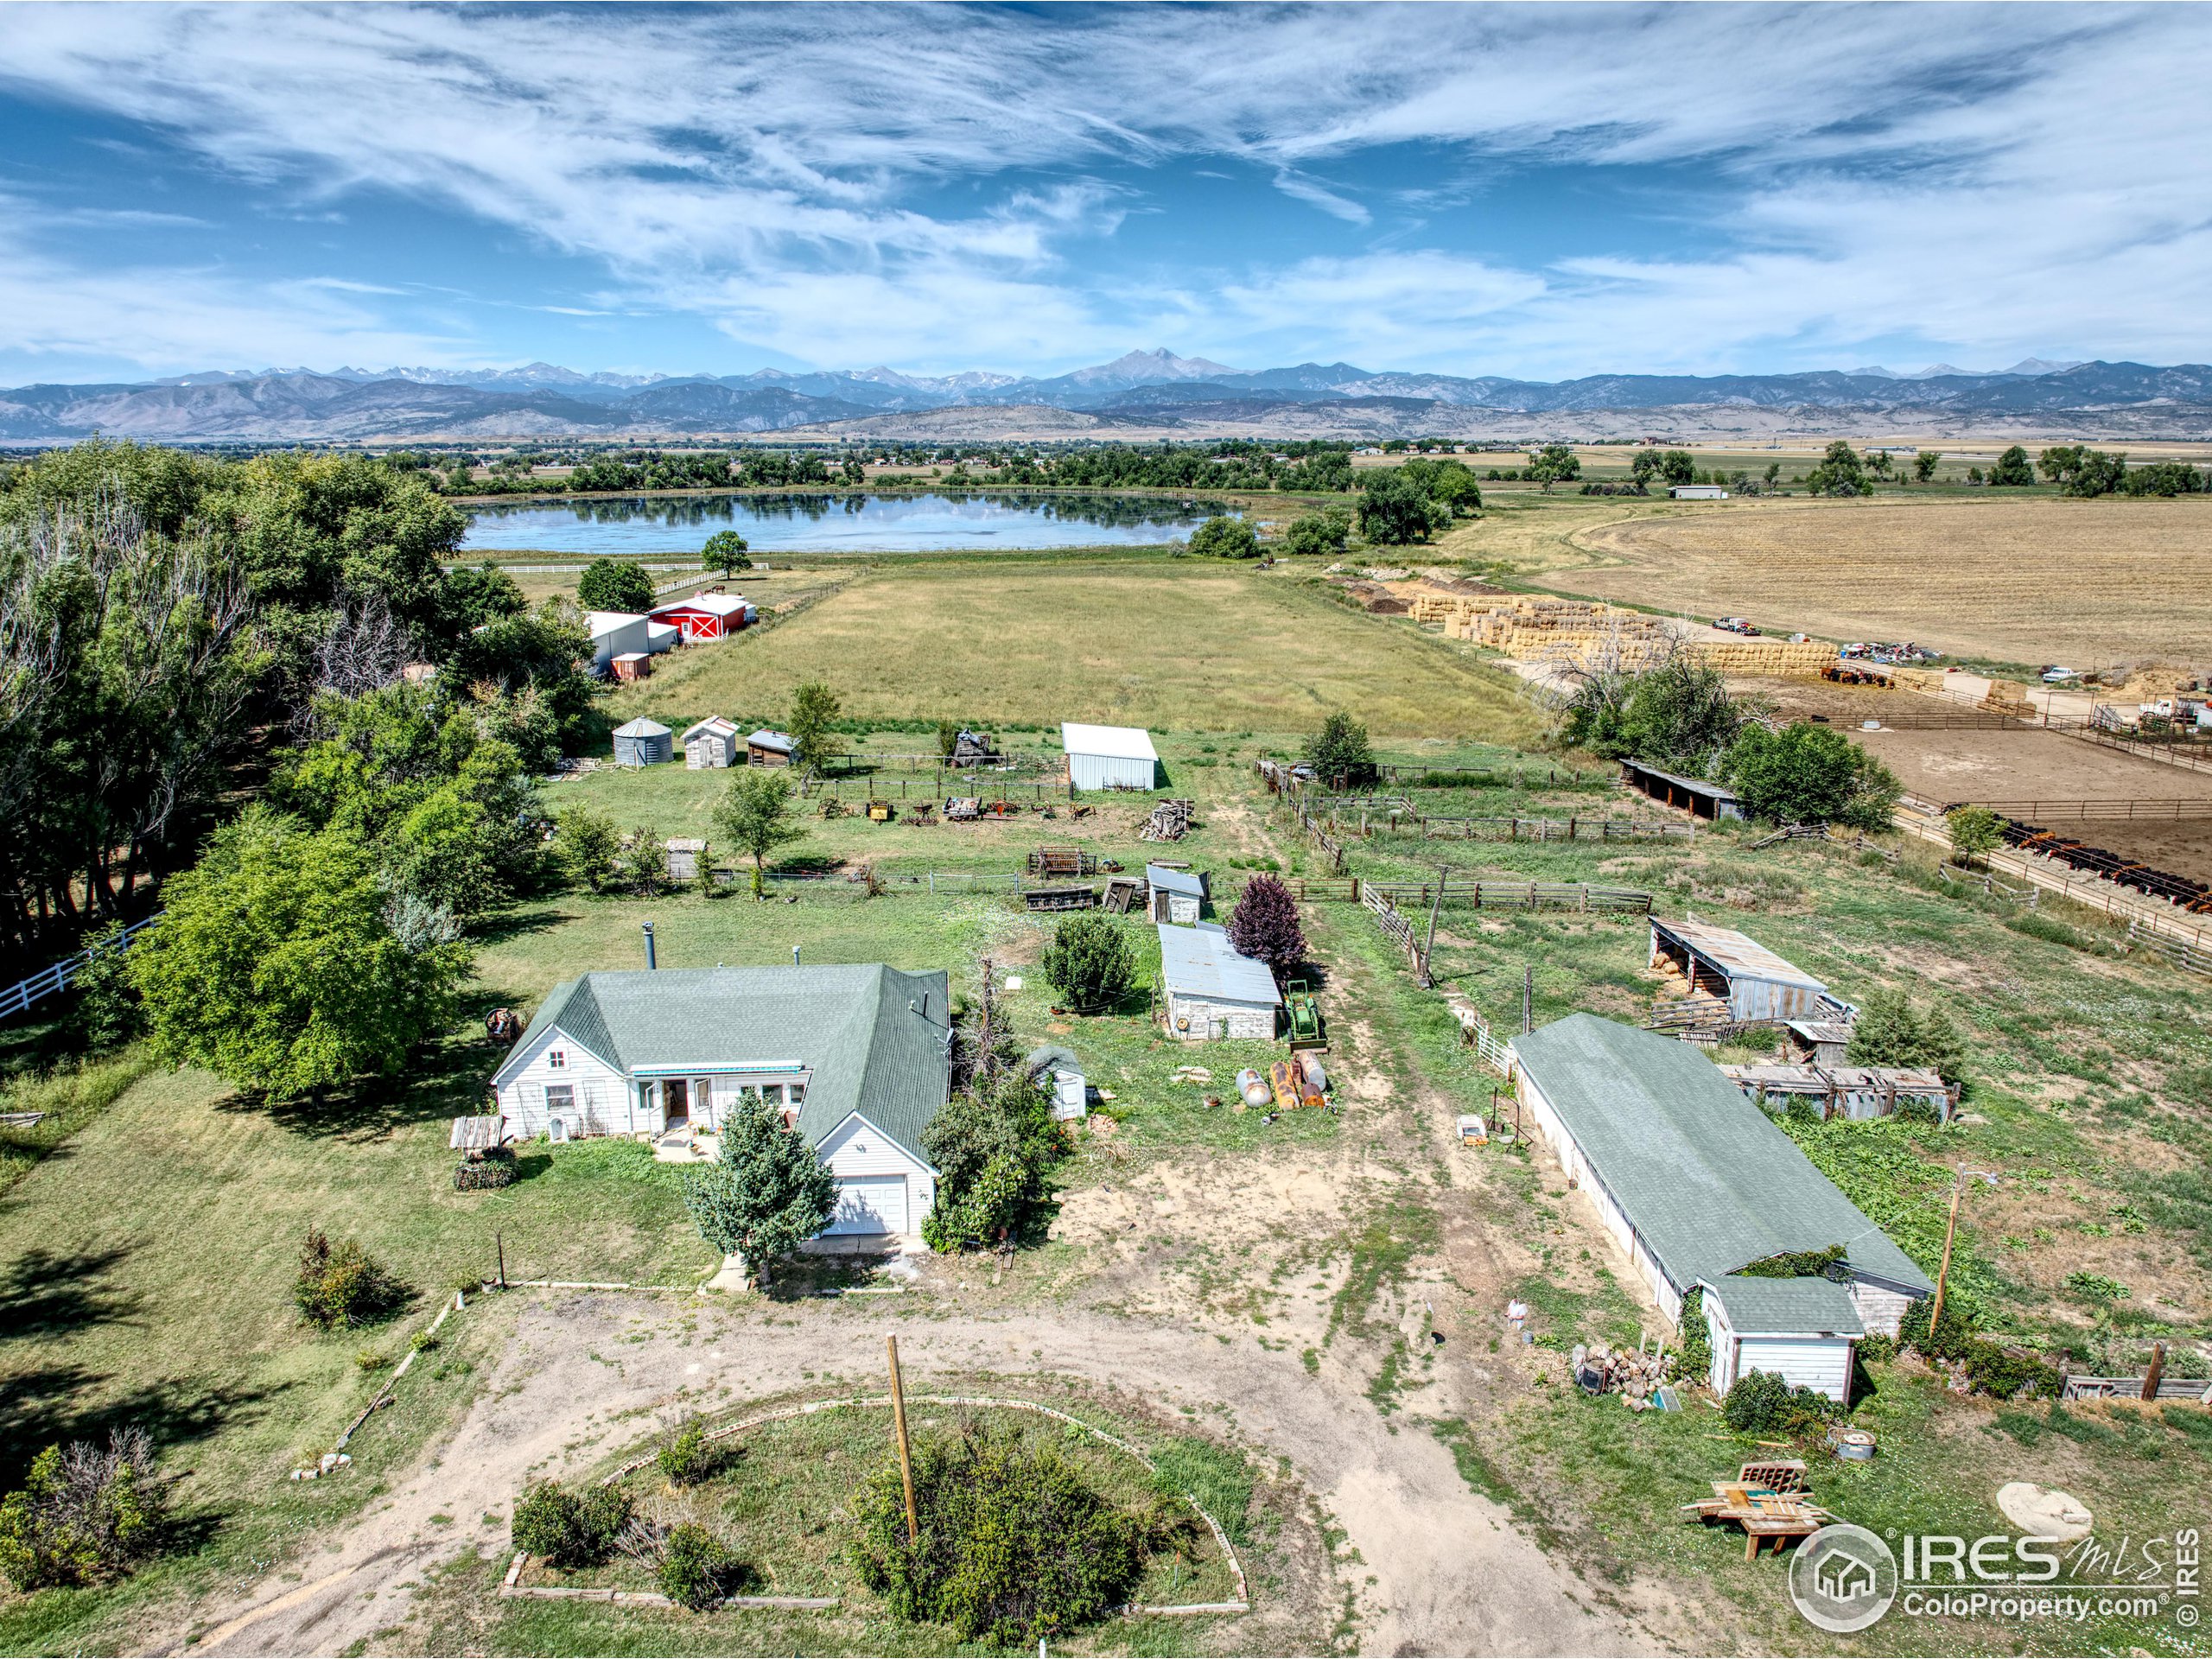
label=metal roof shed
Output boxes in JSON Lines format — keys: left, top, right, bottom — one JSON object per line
{"left": 1649, "top": 917, "right": 1830, "bottom": 1022}
{"left": 1145, "top": 862, "right": 1208, "bottom": 925}
{"left": 1062, "top": 722, "right": 1160, "bottom": 791}
{"left": 1508, "top": 1014, "right": 1933, "bottom": 1338}
{"left": 1620, "top": 759, "right": 1744, "bottom": 821}
{"left": 1157, "top": 922, "right": 1281, "bottom": 1041}
{"left": 612, "top": 717, "right": 673, "bottom": 767}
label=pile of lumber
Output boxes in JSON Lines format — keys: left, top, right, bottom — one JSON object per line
{"left": 1139, "top": 799, "right": 1194, "bottom": 842}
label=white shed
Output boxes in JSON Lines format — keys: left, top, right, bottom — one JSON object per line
{"left": 1146, "top": 863, "right": 1208, "bottom": 925}
{"left": 1158, "top": 922, "right": 1281, "bottom": 1041}
{"left": 1701, "top": 1274, "right": 1864, "bottom": 1403}
{"left": 682, "top": 716, "right": 742, "bottom": 769}
{"left": 1670, "top": 484, "right": 1728, "bottom": 499}
{"left": 588, "top": 610, "right": 652, "bottom": 672}
{"left": 1062, "top": 722, "right": 1160, "bottom": 791}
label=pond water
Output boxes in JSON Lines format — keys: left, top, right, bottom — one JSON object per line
{"left": 460, "top": 491, "right": 1234, "bottom": 556}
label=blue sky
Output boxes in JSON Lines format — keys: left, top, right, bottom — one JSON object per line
{"left": 3, "top": 3, "right": 2209, "bottom": 385}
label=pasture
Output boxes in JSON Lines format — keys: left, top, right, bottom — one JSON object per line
{"left": 601, "top": 560, "right": 1543, "bottom": 741}
{"left": 1553, "top": 496, "right": 2212, "bottom": 665}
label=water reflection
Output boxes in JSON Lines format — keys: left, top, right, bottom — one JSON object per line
{"left": 462, "top": 490, "right": 1234, "bottom": 555}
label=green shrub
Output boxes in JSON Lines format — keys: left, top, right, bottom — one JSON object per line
{"left": 1858, "top": 1332, "right": 1897, "bottom": 1364}
{"left": 1669, "top": 1287, "right": 1713, "bottom": 1383}
{"left": 1038, "top": 915, "right": 1136, "bottom": 1014}
{"left": 0, "top": 1429, "right": 163, "bottom": 1591}
{"left": 657, "top": 1522, "right": 738, "bottom": 1610}
{"left": 69, "top": 923, "right": 145, "bottom": 1052}
{"left": 657, "top": 1418, "right": 723, "bottom": 1486}
{"left": 1722, "top": 1370, "right": 1835, "bottom": 1434}
{"left": 511, "top": 1479, "right": 632, "bottom": 1568}
{"left": 1898, "top": 1294, "right": 1976, "bottom": 1359}
{"left": 1962, "top": 1340, "right": 2061, "bottom": 1401}
{"left": 295, "top": 1228, "right": 409, "bottom": 1329}
{"left": 2065, "top": 1269, "right": 2130, "bottom": 1302}
{"left": 849, "top": 1425, "right": 1177, "bottom": 1644}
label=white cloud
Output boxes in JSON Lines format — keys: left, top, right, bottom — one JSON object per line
{"left": 0, "top": 3, "right": 2208, "bottom": 376}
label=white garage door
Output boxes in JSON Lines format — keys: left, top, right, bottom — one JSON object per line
{"left": 826, "top": 1174, "right": 908, "bottom": 1235}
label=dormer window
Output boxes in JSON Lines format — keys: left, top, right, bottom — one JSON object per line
{"left": 548, "top": 1050, "right": 567, "bottom": 1069}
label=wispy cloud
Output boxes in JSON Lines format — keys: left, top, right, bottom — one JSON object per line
{"left": 0, "top": 3, "right": 2207, "bottom": 377}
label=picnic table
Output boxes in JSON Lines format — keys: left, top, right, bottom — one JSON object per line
{"left": 1681, "top": 1462, "right": 1836, "bottom": 1559}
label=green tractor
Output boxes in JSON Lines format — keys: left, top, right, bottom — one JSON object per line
{"left": 1285, "top": 978, "right": 1325, "bottom": 1050}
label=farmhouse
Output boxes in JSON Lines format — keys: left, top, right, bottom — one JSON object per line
{"left": 1509, "top": 1014, "right": 1934, "bottom": 1346}
{"left": 1619, "top": 759, "right": 1745, "bottom": 822}
{"left": 611, "top": 717, "right": 672, "bottom": 767}
{"left": 1062, "top": 722, "right": 1160, "bottom": 791}
{"left": 747, "top": 728, "right": 796, "bottom": 766}
{"left": 651, "top": 591, "right": 755, "bottom": 642}
{"left": 489, "top": 963, "right": 952, "bottom": 1243}
{"left": 682, "top": 716, "right": 742, "bottom": 769}
{"left": 1158, "top": 921, "right": 1281, "bottom": 1040}
{"left": 1649, "top": 916, "right": 1838, "bottom": 1023}
{"left": 1146, "top": 862, "right": 1208, "bottom": 925}
{"left": 1700, "top": 1275, "right": 1864, "bottom": 1403}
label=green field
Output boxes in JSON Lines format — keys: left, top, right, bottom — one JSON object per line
{"left": 601, "top": 560, "right": 1543, "bottom": 741}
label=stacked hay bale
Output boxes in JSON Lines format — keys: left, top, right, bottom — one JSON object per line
{"left": 1682, "top": 639, "right": 1839, "bottom": 676}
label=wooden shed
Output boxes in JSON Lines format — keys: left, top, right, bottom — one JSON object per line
{"left": 612, "top": 717, "right": 673, "bottom": 767}
{"left": 1649, "top": 917, "right": 1833, "bottom": 1024}
{"left": 1146, "top": 862, "right": 1208, "bottom": 925}
{"left": 748, "top": 728, "right": 796, "bottom": 767}
{"left": 683, "top": 716, "right": 742, "bottom": 769}
{"left": 664, "top": 838, "right": 709, "bottom": 881}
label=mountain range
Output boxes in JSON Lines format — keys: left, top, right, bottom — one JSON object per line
{"left": 6, "top": 347, "right": 2210, "bottom": 443}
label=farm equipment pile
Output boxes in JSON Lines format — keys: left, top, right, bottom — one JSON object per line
{"left": 2001, "top": 818, "right": 2212, "bottom": 912}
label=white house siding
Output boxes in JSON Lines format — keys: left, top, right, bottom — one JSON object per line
{"left": 1515, "top": 1066, "right": 1687, "bottom": 1326}
{"left": 1849, "top": 1281, "right": 1914, "bottom": 1339}
{"left": 814, "top": 1114, "right": 935, "bottom": 1239}
{"left": 498, "top": 1031, "right": 637, "bottom": 1137}
{"left": 1165, "top": 991, "right": 1275, "bottom": 1041}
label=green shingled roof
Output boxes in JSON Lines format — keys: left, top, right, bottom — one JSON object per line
{"left": 1701, "top": 1274, "right": 1866, "bottom": 1338}
{"left": 495, "top": 964, "right": 951, "bottom": 1165}
{"left": 1512, "top": 1014, "right": 1934, "bottom": 1299}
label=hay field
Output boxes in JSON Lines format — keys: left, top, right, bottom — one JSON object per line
{"left": 607, "top": 561, "right": 1541, "bottom": 740}
{"left": 1553, "top": 498, "right": 2212, "bottom": 665}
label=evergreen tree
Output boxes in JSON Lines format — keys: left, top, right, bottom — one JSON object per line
{"left": 683, "top": 1094, "right": 836, "bottom": 1287}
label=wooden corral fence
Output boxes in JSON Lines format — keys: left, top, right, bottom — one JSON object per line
{"left": 2070, "top": 727, "right": 2212, "bottom": 777}
{"left": 1255, "top": 760, "right": 1347, "bottom": 874}
{"left": 2063, "top": 1373, "right": 2212, "bottom": 1402}
{"left": 1317, "top": 795, "right": 1690, "bottom": 844}
{"left": 803, "top": 775, "right": 1071, "bottom": 805}
{"left": 0, "top": 914, "right": 158, "bottom": 1022}
{"left": 1945, "top": 798, "right": 2212, "bottom": 822}
{"left": 1361, "top": 885, "right": 1433, "bottom": 986}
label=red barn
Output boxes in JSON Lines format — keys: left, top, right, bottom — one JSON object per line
{"left": 648, "top": 592, "right": 755, "bottom": 642}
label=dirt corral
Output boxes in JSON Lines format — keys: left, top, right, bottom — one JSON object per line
{"left": 1745, "top": 676, "right": 2212, "bottom": 880}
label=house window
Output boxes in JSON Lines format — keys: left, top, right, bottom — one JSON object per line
{"left": 544, "top": 1084, "right": 575, "bottom": 1114}
{"left": 548, "top": 1050, "right": 567, "bottom": 1069}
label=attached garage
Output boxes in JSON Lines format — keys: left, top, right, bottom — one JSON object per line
{"left": 827, "top": 1173, "right": 909, "bottom": 1236}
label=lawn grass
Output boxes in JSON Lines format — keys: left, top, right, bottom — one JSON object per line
{"left": 598, "top": 559, "right": 1543, "bottom": 742}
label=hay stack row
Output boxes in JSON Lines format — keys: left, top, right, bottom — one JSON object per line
{"left": 1414, "top": 593, "right": 1836, "bottom": 677}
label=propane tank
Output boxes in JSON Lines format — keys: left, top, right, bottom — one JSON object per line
{"left": 1299, "top": 1052, "right": 1329, "bottom": 1095}
{"left": 1236, "top": 1068, "right": 1271, "bottom": 1108}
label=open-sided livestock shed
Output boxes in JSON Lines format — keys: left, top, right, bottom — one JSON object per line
{"left": 1062, "top": 723, "right": 1160, "bottom": 791}
{"left": 1619, "top": 759, "right": 1745, "bottom": 822}
{"left": 1649, "top": 917, "right": 1834, "bottom": 1023}
{"left": 1509, "top": 1014, "right": 1933, "bottom": 1344}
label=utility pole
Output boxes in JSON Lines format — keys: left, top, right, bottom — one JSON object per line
{"left": 1929, "top": 1167, "right": 1999, "bottom": 1336}
{"left": 887, "top": 1335, "right": 919, "bottom": 1546}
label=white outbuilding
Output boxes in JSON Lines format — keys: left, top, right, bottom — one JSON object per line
{"left": 1062, "top": 722, "right": 1160, "bottom": 791}
{"left": 1158, "top": 922, "right": 1281, "bottom": 1041}
{"left": 1701, "top": 1274, "right": 1865, "bottom": 1403}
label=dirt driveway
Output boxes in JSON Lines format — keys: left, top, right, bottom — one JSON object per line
{"left": 173, "top": 1294, "right": 1649, "bottom": 1658}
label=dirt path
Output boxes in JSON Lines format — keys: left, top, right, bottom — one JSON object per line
{"left": 173, "top": 1294, "right": 1649, "bottom": 1657}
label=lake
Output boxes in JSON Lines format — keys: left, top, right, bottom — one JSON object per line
{"left": 459, "top": 490, "right": 1235, "bottom": 556}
